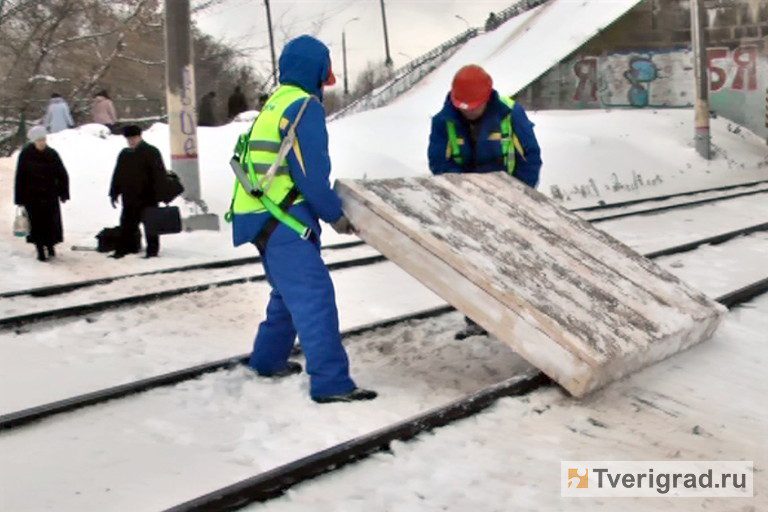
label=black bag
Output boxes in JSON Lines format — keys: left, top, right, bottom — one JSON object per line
{"left": 157, "top": 172, "right": 185, "bottom": 204}
{"left": 142, "top": 206, "right": 182, "bottom": 235}
{"left": 96, "top": 226, "right": 140, "bottom": 253}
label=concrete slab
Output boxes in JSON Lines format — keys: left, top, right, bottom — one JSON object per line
{"left": 336, "top": 173, "right": 726, "bottom": 396}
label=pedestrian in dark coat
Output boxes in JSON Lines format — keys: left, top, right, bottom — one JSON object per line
{"left": 14, "top": 125, "right": 70, "bottom": 261}
{"left": 198, "top": 91, "right": 217, "bottom": 126}
{"left": 108, "top": 125, "right": 166, "bottom": 258}
{"left": 227, "top": 86, "right": 248, "bottom": 120}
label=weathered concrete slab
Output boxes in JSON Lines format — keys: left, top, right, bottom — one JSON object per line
{"left": 335, "top": 173, "right": 726, "bottom": 397}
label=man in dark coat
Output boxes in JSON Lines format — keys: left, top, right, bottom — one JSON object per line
{"left": 198, "top": 91, "right": 217, "bottom": 126}
{"left": 109, "top": 125, "right": 166, "bottom": 258}
{"left": 227, "top": 86, "right": 248, "bottom": 120}
{"left": 14, "top": 125, "right": 70, "bottom": 261}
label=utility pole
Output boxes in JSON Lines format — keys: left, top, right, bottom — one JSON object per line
{"left": 164, "top": 0, "right": 201, "bottom": 202}
{"left": 379, "top": 0, "right": 393, "bottom": 67}
{"left": 264, "top": 0, "right": 277, "bottom": 88}
{"left": 342, "top": 31, "right": 349, "bottom": 95}
{"left": 690, "top": 0, "right": 710, "bottom": 159}
{"left": 342, "top": 17, "right": 359, "bottom": 95}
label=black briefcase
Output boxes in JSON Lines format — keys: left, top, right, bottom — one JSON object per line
{"left": 141, "top": 206, "right": 182, "bottom": 235}
{"left": 96, "top": 226, "right": 140, "bottom": 253}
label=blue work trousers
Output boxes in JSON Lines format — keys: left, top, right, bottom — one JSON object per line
{"left": 248, "top": 237, "right": 356, "bottom": 398}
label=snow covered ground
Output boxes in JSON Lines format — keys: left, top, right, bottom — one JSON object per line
{"left": 1, "top": 1, "right": 767, "bottom": 510}
{"left": 0, "top": 311, "right": 536, "bottom": 511}
{"left": 246, "top": 293, "right": 768, "bottom": 512}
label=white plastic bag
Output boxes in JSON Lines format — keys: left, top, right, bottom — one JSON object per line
{"left": 13, "top": 207, "right": 29, "bottom": 238}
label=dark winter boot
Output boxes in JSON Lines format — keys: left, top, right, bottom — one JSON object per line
{"left": 36, "top": 244, "right": 47, "bottom": 262}
{"left": 454, "top": 317, "right": 488, "bottom": 340}
{"left": 253, "top": 361, "right": 303, "bottom": 379}
{"left": 46, "top": 245, "right": 55, "bottom": 258}
{"left": 313, "top": 388, "right": 378, "bottom": 404}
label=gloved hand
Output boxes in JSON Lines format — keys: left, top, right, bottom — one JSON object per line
{"left": 331, "top": 215, "right": 355, "bottom": 235}
{"left": 110, "top": 197, "right": 117, "bottom": 209}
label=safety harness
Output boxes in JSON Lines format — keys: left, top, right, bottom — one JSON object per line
{"left": 227, "top": 91, "right": 314, "bottom": 252}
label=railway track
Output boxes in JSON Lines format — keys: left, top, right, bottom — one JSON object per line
{"left": 2, "top": 183, "right": 768, "bottom": 511}
{"left": 164, "top": 276, "right": 767, "bottom": 512}
{"left": 2, "top": 215, "right": 765, "bottom": 330}
{"left": 0, "top": 251, "right": 764, "bottom": 511}
{"left": 3, "top": 180, "right": 763, "bottom": 300}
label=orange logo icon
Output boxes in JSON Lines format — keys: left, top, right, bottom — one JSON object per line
{"left": 568, "top": 468, "right": 589, "bottom": 488}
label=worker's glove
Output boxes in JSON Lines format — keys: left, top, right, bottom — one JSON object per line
{"left": 331, "top": 215, "right": 355, "bottom": 235}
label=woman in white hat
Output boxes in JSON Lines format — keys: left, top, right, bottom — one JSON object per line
{"left": 13, "top": 125, "right": 70, "bottom": 261}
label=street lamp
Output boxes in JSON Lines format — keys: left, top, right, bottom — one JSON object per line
{"left": 264, "top": 0, "right": 277, "bottom": 87}
{"left": 454, "top": 14, "right": 470, "bottom": 30}
{"left": 342, "top": 17, "right": 360, "bottom": 95}
{"left": 379, "top": 0, "right": 393, "bottom": 66}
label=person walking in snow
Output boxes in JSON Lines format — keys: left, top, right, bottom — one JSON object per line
{"left": 14, "top": 125, "right": 70, "bottom": 261}
{"left": 43, "top": 93, "right": 75, "bottom": 133}
{"left": 198, "top": 91, "right": 217, "bottom": 126}
{"left": 109, "top": 125, "right": 166, "bottom": 259}
{"left": 92, "top": 89, "right": 119, "bottom": 134}
{"left": 228, "top": 35, "right": 376, "bottom": 403}
{"left": 227, "top": 85, "right": 248, "bottom": 120}
{"left": 428, "top": 64, "right": 542, "bottom": 340}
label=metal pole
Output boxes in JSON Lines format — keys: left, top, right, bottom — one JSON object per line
{"left": 342, "top": 31, "right": 349, "bottom": 95}
{"left": 690, "top": 0, "right": 710, "bottom": 159}
{"left": 379, "top": 0, "right": 393, "bottom": 67}
{"left": 264, "top": 0, "right": 277, "bottom": 88}
{"left": 164, "top": 0, "right": 201, "bottom": 202}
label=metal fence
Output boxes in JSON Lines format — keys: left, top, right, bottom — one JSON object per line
{"left": 328, "top": 0, "right": 550, "bottom": 121}
{"left": 495, "top": 0, "right": 548, "bottom": 25}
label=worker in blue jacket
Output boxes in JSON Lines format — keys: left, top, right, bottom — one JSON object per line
{"left": 229, "top": 35, "right": 376, "bottom": 403}
{"left": 428, "top": 64, "right": 542, "bottom": 339}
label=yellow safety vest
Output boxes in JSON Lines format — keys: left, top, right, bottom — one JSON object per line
{"left": 231, "top": 85, "right": 308, "bottom": 214}
{"left": 446, "top": 96, "right": 525, "bottom": 176}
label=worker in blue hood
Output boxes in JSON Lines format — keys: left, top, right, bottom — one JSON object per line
{"left": 229, "top": 35, "right": 377, "bottom": 403}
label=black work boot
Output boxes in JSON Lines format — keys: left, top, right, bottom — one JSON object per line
{"left": 46, "top": 245, "right": 55, "bottom": 258}
{"left": 455, "top": 317, "right": 488, "bottom": 340}
{"left": 253, "top": 361, "right": 303, "bottom": 379}
{"left": 36, "top": 244, "right": 47, "bottom": 262}
{"left": 313, "top": 388, "right": 378, "bottom": 404}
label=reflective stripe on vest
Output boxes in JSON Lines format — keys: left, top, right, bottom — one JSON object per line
{"left": 446, "top": 96, "right": 524, "bottom": 176}
{"left": 232, "top": 85, "right": 308, "bottom": 214}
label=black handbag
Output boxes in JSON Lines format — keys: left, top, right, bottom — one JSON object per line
{"left": 157, "top": 172, "right": 185, "bottom": 204}
{"left": 141, "top": 206, "right": 182, "bottom": 235}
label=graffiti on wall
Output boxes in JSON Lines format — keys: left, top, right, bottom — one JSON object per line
{"left": 623, "top": 57, "right": 659, "bottom": 107}
{"left": 572, "top": 52, "right": 685, "bottom": 108}
{"left": 707, "top": 45, "right": 759, "bottom": 92}
{"left": 570, "top": 44, "right": 764, "bottom": 110}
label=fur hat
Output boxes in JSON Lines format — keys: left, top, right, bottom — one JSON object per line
{"left": 27, "top": 125, "right": 48, "bottom": 142}
{"left": 122, "top": 125, "right": 142, "bottom": 137}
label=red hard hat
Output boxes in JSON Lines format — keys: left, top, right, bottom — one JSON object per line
{"left": 324, "top": 61, "right": 337, "bottom": 86}
{"left": 450, "top": 65, "right": 493, "bottom": 110}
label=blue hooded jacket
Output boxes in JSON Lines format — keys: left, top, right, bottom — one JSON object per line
{"left": 232, "top": 35, "right": 343, "bottom": 247}
{"left": 427, "top": 90, "right": 542, "bottom": 188}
